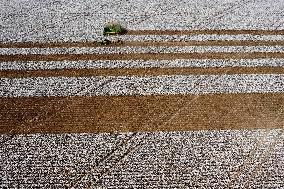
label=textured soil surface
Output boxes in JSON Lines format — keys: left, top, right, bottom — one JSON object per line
{"left": 1, "top": 0, "right": 284, "bottom": 188}
{"left": 1, "top": 93, "right": 284, "bottom": 134}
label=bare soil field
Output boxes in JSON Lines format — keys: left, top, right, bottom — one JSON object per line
{"left": 1, "top": 93, "right": 283, "bottom": 134}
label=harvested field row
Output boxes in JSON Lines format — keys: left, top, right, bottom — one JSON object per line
{"left": 103, "top": 34, "right": 284, "bottom": 42}
{"left": 1, "top": 40, "right": 284, "bottom": 48}
{"left": 1, "top": 52, "right": 284, "bottom": 62}
{"left": 1, "top": 93, "right": 283, "bottom": 134}
{"left": 2, "top": 67, "right": 284, "bottom": 78}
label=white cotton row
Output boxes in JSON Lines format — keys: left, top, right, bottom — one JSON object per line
{"left": 1, "top": 59, "right": 284, "bottom": 70}
{"left": 1, "top": 74, "right": 284, "bottom": 97}
{"left": 1, "top": 46, "right": 284, "bottom": 55}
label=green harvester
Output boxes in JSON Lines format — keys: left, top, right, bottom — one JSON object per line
{"left": 103, "top": 22, "right": 126, "bottom": 35}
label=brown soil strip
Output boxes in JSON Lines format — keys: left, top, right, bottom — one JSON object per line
{"left": 126, "top": 29, "right": 284, "bottom": 35}
{"left": 0, "top": 40, "right": 284, "bottom": 48}
{"left": 2, "top": 67, "right": 284, "bottom": 78}
{"left": 1, "top": 52, "right": 284, "bottom": 62}
{"left": 1, "top": 93, "right": 283, "bottom": 134}
{"left": 1, "top": 40, "right": 284, "bottom": 48}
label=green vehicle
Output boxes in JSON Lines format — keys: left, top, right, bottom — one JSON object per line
{"left": 103, "top": 22, "right": 127, "bottom": 35}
